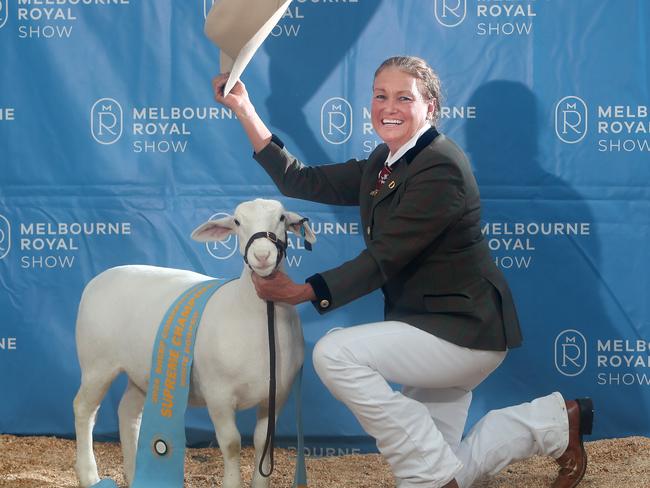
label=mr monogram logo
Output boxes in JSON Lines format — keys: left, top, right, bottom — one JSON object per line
{"left": 91, "top": 98, "right": 123, "bottom": 145}
{"left": 555, "top": 329, "right": 588, "bottom": 377}
{"left": 321, "top": 97, "right": 353, "bottom": 145}
{"left": 0, "top": 214, "right": 11, "bottom": 260}
{"left": 205, "top": 212, "right": 238, "bottom": 260}
{"left": 0, "top": 0, "right": 8, "bottom": 30}
{"left": 434, "top": 0, "right": 467, "bottom": 28}
{"left": 555, "top": 96, "right": 588, "bottom": 144}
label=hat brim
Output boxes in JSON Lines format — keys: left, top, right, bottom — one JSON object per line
{"left": 206, "top": 0, "right": 291, "bottom": 96}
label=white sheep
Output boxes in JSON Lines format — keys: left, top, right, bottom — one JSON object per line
{"left": 73, "top": 199, "right": 316, "bottom": 488}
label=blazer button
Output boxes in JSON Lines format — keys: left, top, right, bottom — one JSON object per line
{"left": 320, "top": 299, "right": 330, "bottom": 309}
{"left": 366, "top": 226, "right": 370, "bottom": 235}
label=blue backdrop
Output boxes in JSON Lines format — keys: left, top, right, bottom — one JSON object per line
{"left": 1, "top": 0, "right": 649, "bottom": 453}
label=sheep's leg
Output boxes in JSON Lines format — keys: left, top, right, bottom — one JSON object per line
{"left": 251, "top": 403, "right": 272, "bottom": 488}
{"left": 207, "top": 402, "right": 242, "bottom": 488}
{"left": 118, "top": 379, "right": 146, "bottom": 486}
{"left": 73, "top": 369, "right": 119, "bottom": 488}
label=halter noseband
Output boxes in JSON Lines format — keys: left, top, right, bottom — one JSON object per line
{"left": 243, "top": 231, "right": 288, "bottom": 270}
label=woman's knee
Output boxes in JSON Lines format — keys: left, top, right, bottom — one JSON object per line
{"left": 312, "top": 331, "right": 348, "bottom": 382}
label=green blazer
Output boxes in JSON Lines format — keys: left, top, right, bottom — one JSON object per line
{"left": 254, "top": 128, "right": 522, "bottom": 351}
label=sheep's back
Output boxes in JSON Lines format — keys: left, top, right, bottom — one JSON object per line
{"left": 75, "top": 265, "right": 214, "bottom": 389}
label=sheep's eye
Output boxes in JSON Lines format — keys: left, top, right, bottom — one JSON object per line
{"left": 233, "top": 219, "right": 240, "bottom": 226}
{"left": 280, "top": 215, "right": 285, "bottom": 222}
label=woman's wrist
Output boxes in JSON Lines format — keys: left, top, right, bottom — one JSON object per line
{"left": 235, "top": 102, "right": 256, "bottom": 120}
{"left": 300, "top": 283, "right": 316, "bottom": 303}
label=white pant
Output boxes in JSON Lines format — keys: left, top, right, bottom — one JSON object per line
{"left": 312, "top": 321, "right": 569, "bottom": 488}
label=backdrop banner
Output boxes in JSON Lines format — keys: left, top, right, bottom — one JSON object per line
{"left": 0, "top": 0, "right": 648, "bottom": 453}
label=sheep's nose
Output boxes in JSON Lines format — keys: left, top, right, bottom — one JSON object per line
{"left": 253, "top": 250, "right": 271, "bottom": 263}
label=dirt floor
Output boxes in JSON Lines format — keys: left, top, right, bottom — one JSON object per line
{"left": 1, "top": 435, "right": 649, "bottom": 487}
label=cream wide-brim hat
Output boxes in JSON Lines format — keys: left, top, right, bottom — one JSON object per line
{"left": 204, "top": 0, "right": 292, "bottom": 95}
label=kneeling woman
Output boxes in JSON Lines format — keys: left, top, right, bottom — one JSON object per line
{"left": 211, "top": 55, "right": 593, "bottom": 488}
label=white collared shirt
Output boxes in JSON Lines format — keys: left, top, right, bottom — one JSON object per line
{"left": 385, "top": 123, "right": 431, "bottom": 168}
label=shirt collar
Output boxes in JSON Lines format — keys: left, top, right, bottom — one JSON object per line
{"left": 385, "top": 124, "right": 432, "bottom": 167}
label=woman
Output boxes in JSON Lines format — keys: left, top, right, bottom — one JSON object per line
{"left": 212, "top": 56, "right": 592, "bottom": 488}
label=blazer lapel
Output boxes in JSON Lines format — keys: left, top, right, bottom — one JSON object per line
{"left": 369, "top": 127, "right": 441, "bottom": 214}
{"left": 360, "top": 145, "right": 389, "bottom": 223}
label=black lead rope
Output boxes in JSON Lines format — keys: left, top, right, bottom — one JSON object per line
{"left": 259, "top": 300, "right": 277, "bottom": 477}
{"left": 247, "top": 226, "right": 312, "bottom": 478}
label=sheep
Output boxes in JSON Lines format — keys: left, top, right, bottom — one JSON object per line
{"left": 73, "top": 198, "right": 316, "bottom": 488}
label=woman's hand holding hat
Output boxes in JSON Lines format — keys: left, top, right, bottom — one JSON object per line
{"left": 211, "top": 72, "right": 272, "bottom": 153}
{"left": 212, "top": 73, "right": 255, "bottom": 119}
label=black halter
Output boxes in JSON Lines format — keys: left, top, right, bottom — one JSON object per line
{"left": 242, "top": 231, "right": 288, "bottom": 270}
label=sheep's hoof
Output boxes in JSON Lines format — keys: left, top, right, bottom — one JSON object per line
{"left": 75, "top": 463, "right": 100, "bottom": 488}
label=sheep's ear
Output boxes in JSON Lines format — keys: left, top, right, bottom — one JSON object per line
{"left": 191, "top": 216, "right": 236, "bottom": 242}
{"left": 284, "top": 211, "right": 316, "bottom": 249}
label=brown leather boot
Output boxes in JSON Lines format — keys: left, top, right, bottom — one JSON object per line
{"left": 552, "top": 398, "right": 594, "bottom": 488}
{"left": 441, "top": 480, "right": 459, "bottom": 488}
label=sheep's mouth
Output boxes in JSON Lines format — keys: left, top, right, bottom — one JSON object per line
{"left": 250, "top": 263, "right": 276, "bottom": 278}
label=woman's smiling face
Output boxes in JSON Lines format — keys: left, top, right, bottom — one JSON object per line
{"left": 371, "top": 67, "right": 435, "bottom": 153}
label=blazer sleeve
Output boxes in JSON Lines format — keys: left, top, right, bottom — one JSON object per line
{"left": 253, "top": 135, "right": 365, "bottom": 206}
{"left": 311, "top": 157, "right": 467, "bottom": 313}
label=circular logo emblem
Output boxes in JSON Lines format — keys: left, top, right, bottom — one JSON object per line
{"left": 91, "top": 98, "right": 123, "bottom": 145}
{"left": 153, "top": 439, "right": 169, "bottom": 456}
{"left": 555, "top": 96, "right": 588, "bottom": 144}
{"left": 321, "top": 97, "right": 353, "bottom": 145}
{"left": 0, "top": 1, "right": 7, "bottom": 34}
{"left": 554, "top": 329, "right": 587, "bottom": 377}
{"left": 0, "top": 214, "right": 11, "bottom": 260}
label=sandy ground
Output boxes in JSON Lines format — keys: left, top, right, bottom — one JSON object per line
{"left": 1, "top": 435, "right": 649, "bottom": 487}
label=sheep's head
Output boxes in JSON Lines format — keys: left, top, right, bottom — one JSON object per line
{"left": 191, "top": 199, "right": 316, "bottom": 277}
